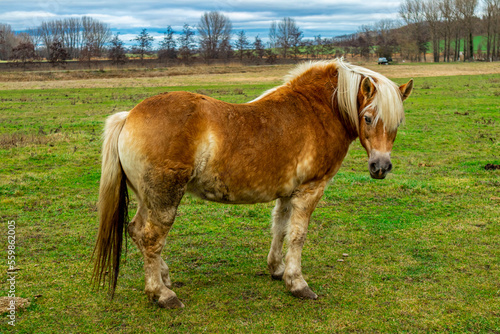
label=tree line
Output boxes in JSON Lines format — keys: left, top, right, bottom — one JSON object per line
{"left": 112, "top": 13, "right": 306, "bottom": 65}
{"left": 337, "top": 0, "right": 500, "bottom": 62}
{"left": 0, "top": 2, "right": 499, "bottom": 68}
{"left": 0, "top": 17, "right": 111, "bottom": 63}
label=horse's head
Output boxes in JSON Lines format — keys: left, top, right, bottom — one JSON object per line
{"left": 357, "top": 77, "right": 413, "bottom": 179}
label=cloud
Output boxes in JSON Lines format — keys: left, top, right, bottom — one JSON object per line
{"left": 0, "top": 11, "right": 58, "bottom": 29}
{"left": 2, "top": 0, "right": 404, "bottom": 40}
{"left": 80, "top": 14, "right": 151, "bottom": 29}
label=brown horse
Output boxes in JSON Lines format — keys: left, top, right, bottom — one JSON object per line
{"left": 93, "top": 59, "right": 413, "bottom": 308}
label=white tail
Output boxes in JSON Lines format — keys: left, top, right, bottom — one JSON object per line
{"left": 93, "top": 111, "right": 129, "bottom": 296}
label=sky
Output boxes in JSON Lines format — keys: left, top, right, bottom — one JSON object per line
{"left": 0, "top": 0, "right": 403, "bottom": 45}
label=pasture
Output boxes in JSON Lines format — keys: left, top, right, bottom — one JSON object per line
{"left": 0, "top": 63, "right": 499, "bottom": 332}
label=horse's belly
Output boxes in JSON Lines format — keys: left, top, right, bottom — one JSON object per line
{"left": 187, "top": 132, "right": 299, "bottom": 204}
{"left": 186, "top": 173, "right": 283, "bottom": 204}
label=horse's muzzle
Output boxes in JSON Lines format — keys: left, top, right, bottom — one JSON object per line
{"left": 368, "top": 152, "right": 392, "bottom": 179}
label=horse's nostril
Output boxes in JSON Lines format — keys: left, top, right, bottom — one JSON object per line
{"left": 387, "top": 163, "right": 393, "bottom": 172}
{"left": 369, "top": 162, "right": 377, "bottom": 172}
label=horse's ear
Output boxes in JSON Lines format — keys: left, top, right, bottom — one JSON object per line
{"left": 360, "top": 77, "right": 375, "bottom": 99}
{"left": 399, "top": 79, "right": 414, "bottom": 101}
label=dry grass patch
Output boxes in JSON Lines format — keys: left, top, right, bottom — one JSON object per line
{"left": 1, "top": 61, "right": 499, "bottom": 91}
{"left": 0, "top": 131, "right": 66, "bottom": 149}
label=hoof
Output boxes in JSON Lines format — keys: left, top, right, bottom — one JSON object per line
{"left": 271, "top": 273, "right": 283, "bottom": 281}
{"left": 158, "top": 295, "right": 185, "bottom": 309}
{"left": 291, "top": 286, "right": 318, "bottom": 300}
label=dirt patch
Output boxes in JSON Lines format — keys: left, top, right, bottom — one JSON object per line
{"left": 0, "top": 296, "right": 30, "bottom": 313}
{"left": 485, "top": 164, "right": 500, "bottom": 170}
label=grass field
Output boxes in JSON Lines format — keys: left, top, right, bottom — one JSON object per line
{"left": 0, "top": 63, "right": 499, "bottom": 333}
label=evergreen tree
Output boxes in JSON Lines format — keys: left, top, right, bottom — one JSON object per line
{"left": 158, "top": 26, "right": 177, "bottom": 61}
{"left": 108, "top": 34, "right": 127, "bottom": 65}
{"left": 253, "top": 35, "right": 265, "bottom": 59}
{"left": 132, "top": 29, "right": 154, "bottom": 61}
{"left": 178, "top": 24, "right": 196, "bottom": 62}
{"left": 235, "top": 30, "right": 249, "bottom": 61}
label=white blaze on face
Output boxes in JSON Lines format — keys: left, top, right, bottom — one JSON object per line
{"left": 369, "top": 149, "right": 391, "bottom": 163}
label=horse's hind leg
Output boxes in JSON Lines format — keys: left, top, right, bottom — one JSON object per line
{"left": 267, "top": 197, "right": 292, "bottom": 280}
{"left": 132, "top": 168, "right": 190, "bottom": 308}
{"left": 141, "top": 206, "right": 181, "bottom": 308}
{"left": 128, "top": 204, "right": 172, "bottom": 288}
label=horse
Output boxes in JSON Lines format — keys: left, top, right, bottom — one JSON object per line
{"left": 93, "top": 58, "right": 413, "bottom": 308}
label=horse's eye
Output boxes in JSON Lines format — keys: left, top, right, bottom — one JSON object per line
{"left": 364, "top": 115, "right": 372, "bottom": 125}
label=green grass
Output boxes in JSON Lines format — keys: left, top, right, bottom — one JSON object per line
{"left": 0, "top": 72, "right": 499, "bottom": 333}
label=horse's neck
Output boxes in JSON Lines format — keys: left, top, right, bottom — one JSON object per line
{"left": 278, "top": 80, "right": 359, "bottom": 142}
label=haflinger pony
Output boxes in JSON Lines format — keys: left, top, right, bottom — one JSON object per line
{"left": 93, "top": 58, "right": 413, "bottom": 308}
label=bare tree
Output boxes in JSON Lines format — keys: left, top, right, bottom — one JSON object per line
{"left": 357, "top": 25, "right": 375, "bottom": 59}
{"left": 20, "top": 28, "right": 39, "bottom": 46}
{"left": 455, "top": 0, "right": 479, "bottom": 61}
{"left": 361, "top": 25, "right": 376, "bottom": 51}
{"left": 276, "top": 17, "right": 302, "bottom": 59}
{"left": 39, "top": 21, "right": 57, "bottom": 58}
{"left": 483, "top": 0, "right": 500, "bottom": 60}
{"left": 423, "top": 0, "right": 442, "bottom": 62}
{"left": 64, "top": 18, "right": 82, "bottom": 58}
{"left": 79, "top": 41, "right": 99, "bottom": 68}
{"left": 36, "top": 17, "right": 110, "bottom": 59}
{"left": 0, "top": 24, "right": 17, "bottom": 60}
{"left": 197, "top": 11, "right": 232, "bottom": 62}
{"left": 81, "top": 16, "right": 111, "bottom": 57}
{"left": 400, "top": 0, "right": 429, "bottom": 61}
{"left": 269, "top": 21, "right": 278, "bottom": 52}
{"left": 373, "top": 20, "right": 400, "bottom": 60}
{"left": 439, "top": 0, "right": 455, "bottom": 61}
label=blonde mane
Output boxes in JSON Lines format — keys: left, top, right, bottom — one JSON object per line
{"left": 251, "top": 58, "right": 405, "bottom": 132}
{"left": 334, "top": 58, "right": 405, "bottom": 132}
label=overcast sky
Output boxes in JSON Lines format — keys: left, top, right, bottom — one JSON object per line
{"left": 1, "top": 0, "right": 403, "bottom": 44}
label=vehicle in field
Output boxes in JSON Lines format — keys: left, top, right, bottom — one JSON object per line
{"left": 378, "top": 57, "right": 389, "bottom": 65}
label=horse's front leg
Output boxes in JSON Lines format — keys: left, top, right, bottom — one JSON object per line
{"left": 283, "top": 182, "right": 326, "bottom": 300}
{"left": 267, "top": 197, "right": 292, "bottom": 280}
